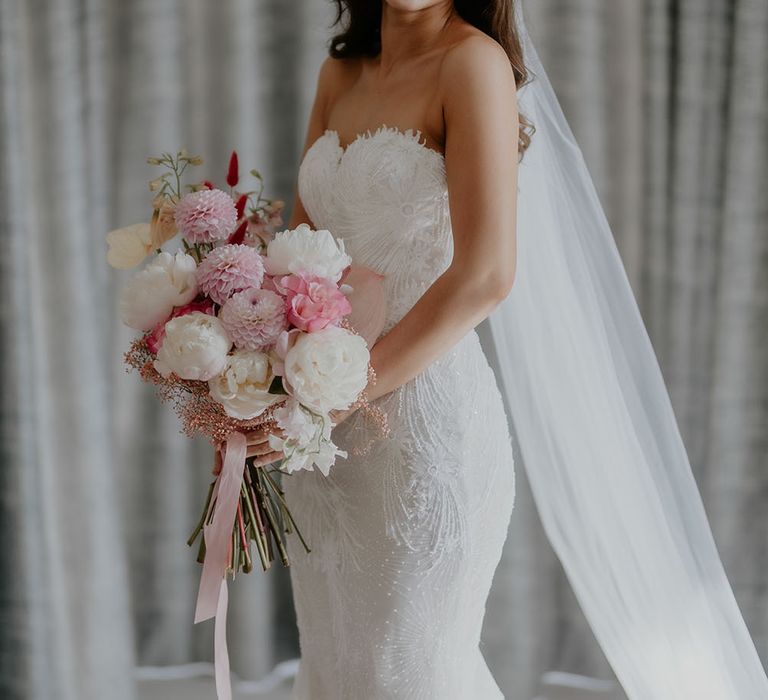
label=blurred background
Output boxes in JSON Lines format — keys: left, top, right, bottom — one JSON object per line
{"left": 1, "top": 1, "right": 766, "bottom": 699}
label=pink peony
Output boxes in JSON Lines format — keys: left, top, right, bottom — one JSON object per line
{"left": 219, "top": 287, "right": 288, "bottom": 351}
{"left": 146, "top": 298, "right": 216, "bottom": 354}
{"left": 174, "top": 188, "right": 238, "bottom": 244}
{"left": 279, "top": 272, "right": 351, "bottom": 332}
{"left": 196, "top": 244, "right": 265, "bottom": 305}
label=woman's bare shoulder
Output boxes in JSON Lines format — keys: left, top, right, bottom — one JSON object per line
{"left": 439, "top": 30, "right": 514, "bottom": 86}
{"left": 315, "top": 54, "right": 363, "bottom": 104}
{"left": 438, "top": 31, "right": 517, "bottom": 120}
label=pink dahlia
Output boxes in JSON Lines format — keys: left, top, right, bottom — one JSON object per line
{"left": 196, "top": 244, "right": 265, "bottom": 305}
{"left": 279, "top": 272, "right": 351, "bottom": 332}
{"left": 174, "top": 188, "right": 237, "bottom": 244}
{"left": 220, "top": 287, "right": 288, "bottom": 351}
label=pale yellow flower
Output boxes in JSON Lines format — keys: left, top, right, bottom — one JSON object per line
{"left": 106, "top": 223, "right": 153, "bottom": 269}
{"left": 149, "top": 197, "right": 178, "bottom": 248}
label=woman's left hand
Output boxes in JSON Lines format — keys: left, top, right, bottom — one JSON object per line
{"left": 213, "top": 406, "right": 358, "bottom": 475}
{"left": 329, "top": 406, "right": 357, "bottom": 427}
{"left": 243, "top": 423, "right": 286, "bottom": 466}
{"left": 211, "top": 426, "right": 284, "bottom": 475}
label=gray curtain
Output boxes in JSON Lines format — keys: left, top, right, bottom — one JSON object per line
{"left": 1, "top": 1, "right": 765, "bottom": 699}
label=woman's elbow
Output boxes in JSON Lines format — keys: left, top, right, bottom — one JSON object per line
{"left": 468, "top": 269, "right": 516, "bottom": 308}
{"left": 488, "top": 266, "right": 516, "bottom": 302}
{"left": 444, "top": 261, "right": 516, "bottom": 305}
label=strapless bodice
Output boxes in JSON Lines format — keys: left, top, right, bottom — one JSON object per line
{"left": 297, "top": 125, "right": 452, "bottom": 333}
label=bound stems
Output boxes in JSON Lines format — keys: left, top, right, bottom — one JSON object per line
{"left": 186, "top": 457, "right": 310, "bottom": 575}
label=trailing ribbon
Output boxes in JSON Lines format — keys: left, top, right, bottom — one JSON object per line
{"left": 194, "top": 430, "right": 248, "bottom": 700}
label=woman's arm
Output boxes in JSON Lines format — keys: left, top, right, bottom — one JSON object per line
{"left": 246, "top": 39, "right": 518, "bottom": 451}
{"left": 363, "top": 36, "right": 519, "bottom": 404}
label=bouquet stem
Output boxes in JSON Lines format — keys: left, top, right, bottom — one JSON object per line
{"left": 241, "top": 481, "right": 269, "bottom": 571}
{"left": 262, "top": 468, "right": 312, "bottom": 554}
{"left": 187, "top": 481, "right": 215, "bottom": 547}
{"left": 187, "top": 456, "right": 311, "bottom": 575}
{"left": 253, "top": 467, "right": 290, "bottom": 567}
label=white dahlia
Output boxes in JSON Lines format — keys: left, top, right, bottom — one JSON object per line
{"left": 264, "top": 223, "right": 351, "bottom": 282}
{"left": 153, "top": 311, "right": 232, "bottom": 381}
{"left": 283, "top": 325, "right": 369, "bottom": 413}
{"left": 119, "top": 251, "right": 198, "bottom": 331}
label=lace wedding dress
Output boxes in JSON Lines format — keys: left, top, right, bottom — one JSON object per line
{"left": 281, "top": 124, "right": 517, "bottom": 699}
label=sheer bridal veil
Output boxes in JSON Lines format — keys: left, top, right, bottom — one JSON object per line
{"left": 486, "top": 3, "right": 768, "bottom": 698}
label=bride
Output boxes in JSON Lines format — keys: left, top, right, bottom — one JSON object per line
{"left": 245, "top": 1, "right": 768, "bottom": 698}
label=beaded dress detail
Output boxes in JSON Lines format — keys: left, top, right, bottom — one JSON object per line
{"left": 283, "top": 125, "right": 516, "bottom": 699}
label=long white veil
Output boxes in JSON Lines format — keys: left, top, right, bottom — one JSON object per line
{"left": 487, "top": 3, "right": 768, "bottom": 697}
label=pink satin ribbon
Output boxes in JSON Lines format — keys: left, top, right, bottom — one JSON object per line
{"left": 194, "top": 430, "right": 248, "bottom": 700}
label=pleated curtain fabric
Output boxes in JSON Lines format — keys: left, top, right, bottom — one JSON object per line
{"left": 0, "top": 2, "right": 765, "bottom": 699}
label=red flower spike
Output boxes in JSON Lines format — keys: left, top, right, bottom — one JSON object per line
{"left": 235, "top": 194, "right": 248, "bottom": 220}
{"left": 226, "top": 151, "right": 239, "bottom": 188}
{"left": 227, "top": 219, "right": 248, "bottom": 245}
{"left": 202, "top": 180, "right": 215, "bottom": 190}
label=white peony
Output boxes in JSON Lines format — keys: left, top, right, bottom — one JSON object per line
{"left": 264, "top": 223, "right": 351, "bottom": 282}
{"left": 154, "top": 311, "right": 232, "bottom": 381}
{"left": 208, "top": 349, "right": 283, "bottom": 420}
{"left": 119, "top": 251, "right": 198, "bottom": 330}
{"left": 283, "top": 325, "right": 369, "bottom": 413}
{"left": 106, "top": 222, "right": 154, "bottom": 269}
{"left": 268, "top": 398, "right": 346, "bottom": 476}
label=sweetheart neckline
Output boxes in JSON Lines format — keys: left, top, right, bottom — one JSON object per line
{"left": 316, "top": 124, "right": 446, "bottom": 163}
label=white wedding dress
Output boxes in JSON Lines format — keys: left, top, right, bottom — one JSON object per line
{"left": 281, "top": 124, "right": 517, "bottom": 699}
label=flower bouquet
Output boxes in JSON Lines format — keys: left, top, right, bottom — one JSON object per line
{"left": 107, "top": 149, "right": 388, "bottom": 698}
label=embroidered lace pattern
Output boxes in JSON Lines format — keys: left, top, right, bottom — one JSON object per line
{"left": 283, "top": 125, "right": 516, "bottom": 699}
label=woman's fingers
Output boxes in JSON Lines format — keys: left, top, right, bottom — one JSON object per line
{"left": 245, "top": 429, "right": 269, "bottom": 445}
{"left": 212, "top": 437, "right": 283, "bottom": 474}
{"left": 246, "top": 441, "right": 280, "bottom": 458}
{"left": 245, "top": 426, "right": 284, "bottom": 446}
{"left": 250, "top": 450, "right": 284, "bottom": 467}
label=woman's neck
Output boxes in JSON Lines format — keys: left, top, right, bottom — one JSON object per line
{"left": 378, "top": 1, "right": 456, "bottom": 77}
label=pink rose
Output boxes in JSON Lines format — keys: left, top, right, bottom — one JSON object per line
{"left": 146, "top": 298, "right": 216, "bottom": 354}
{"left": 279, "top": 272, "right": 352, "bottom": 333}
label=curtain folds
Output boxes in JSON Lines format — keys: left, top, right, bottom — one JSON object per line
{"left": 1, "top": 1, "right": 765, "bottom": 699}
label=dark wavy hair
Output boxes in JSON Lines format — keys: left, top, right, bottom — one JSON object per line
{"left": 327, "top": 0, "right": 535, "bottom": 157}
